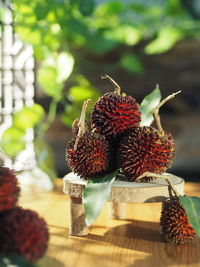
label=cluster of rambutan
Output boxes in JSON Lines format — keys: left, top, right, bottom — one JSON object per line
{"left": 66, "top": 75, "right": 197, "bottom": 245}
{"left": 66, "top": 75, "right": 175, "bottom": 182}
{"left": 0, "top": 166, "right": 49, "bottom": 263}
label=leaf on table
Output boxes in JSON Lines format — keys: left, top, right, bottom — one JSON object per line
{"left": 179, "top": 195, "right": 200, "bottom": 236}
{"left": 83, "top": 170, "right": 118, "bottom": 226}
{"left": 139, "top": 86, "right": 161, "bottom": 126}
{"left": 0, "top": 254, "right": 37, "bottom": 267}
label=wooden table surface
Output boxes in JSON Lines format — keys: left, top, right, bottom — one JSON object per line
{"left": 19, "top": 180, "right": 200, "bottom": 267}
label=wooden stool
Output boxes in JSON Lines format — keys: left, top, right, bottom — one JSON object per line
{"left": 63, "top": 172, "right": 184, "bottom": 236}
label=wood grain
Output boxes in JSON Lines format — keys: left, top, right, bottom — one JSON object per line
{"left": 19, "top": 180, "right": 200, "bottom": 267}
{"left": 63, "top": 172, "right": 184, "bottom": 203}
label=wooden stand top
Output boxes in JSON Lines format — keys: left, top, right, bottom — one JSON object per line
{"left": 63, "top": 172, "right": 184, "bottom": 203}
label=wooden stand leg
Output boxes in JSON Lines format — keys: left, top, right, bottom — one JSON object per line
{"left": 69, "top": 196, "right": 88, "bottom": 236}
{"left": 110, "top": 202, "right": 126, "bottom": 220}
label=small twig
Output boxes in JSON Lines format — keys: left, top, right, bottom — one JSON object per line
{"left": 152, "top": 90, "right": 181, "bottom": 136}
{"left": 74, "top": 99, "right": 91, "bottom": 151}
{"left": 135, "top": 171, "right": 179, "bottom": 198}
{"left": 101, "top": 74, "right": 121, "bottom": 95}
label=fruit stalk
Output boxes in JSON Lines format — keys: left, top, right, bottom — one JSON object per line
{"left": 101, "top": 74, "right": 121, "bottom": 95}
{"left": 152, "top": 90, "right": 181, "bottom": 136}
{"left": 74, "top": 99, "right": 91, "bottom": 151}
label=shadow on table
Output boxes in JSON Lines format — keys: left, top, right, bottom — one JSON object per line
{"left": 38, "top": 256, "right": 65, "bottom": 267}
{"left": 127, "top": 239, "right": 200, "bottom": 267}
{"left": 89, "top": 219, "right": 162, "bottom": 244}
{"left": 88, "top": 220, "right": 200, "bottom": 266}
{"left": 46, "top": 221, "right": 200, "bottom": 266}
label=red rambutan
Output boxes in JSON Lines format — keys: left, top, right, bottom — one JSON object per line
{"left": 0, "top": 207, "right": 49, "bottom": 262}
{"left": 0, "top": 166, "right": 20, "bottom": 212}
{"left": 118, "top": 126, "right": 175, "bottom": 181}
{"left": 118, "top": 91, "right": 181, "bottom": 182}
{"left": 91, "top": 75, "right": 141, "bottom": 137}
{"left": 160, "top": 198, "right": 195, "bottom": 244}
{"left": 67, "top": 132, "right": 111, "bottom": 179}
{"left": 66, "top": 99, "right": 112, "bottom": 179}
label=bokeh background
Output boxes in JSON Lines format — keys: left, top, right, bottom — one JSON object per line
{"left": 0, "top": 0, "right": 200, "bottom": 185}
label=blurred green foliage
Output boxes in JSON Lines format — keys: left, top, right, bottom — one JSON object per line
{"left": 0, "top": 104, "right": 45, "bottom": 156}
{"left": 0, "top": 0, "right": 200, "bottom": 178}
{"left": 12, "top": 0, "right": 200, "bottom": 75}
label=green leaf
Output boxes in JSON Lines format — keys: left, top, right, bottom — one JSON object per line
{"left": 179, "top": 196, "right": 200, "bottom": 237}
{"left": 38, "top": 52, "right": 74, "bottom": 98}
{"left": 145, "top": 27, "right": 183, "bottom": 55}
{"left": 34, "top": 2, "right": 50, "bottom": 20}
{"left": 78, "top": 0, "right": 95, "bottom": 16}
{"left": 34, "top": 138, "right": 57, "bottom": 182}
{"left": 69, "top": 85, "right": 100, "bottom": 103}
{"left": 13, "top": 104, "right": 45, "bottom": 130}
{"left": 0, "top": 127, "right": 25, "bottom": 157}
{"left": 120, "top": 53, "right": 144, "bottom": 74}
{"left": 83, "top": 170, "right": 118, "bottom": 226}
{"left": 97, "top": 2, "right": 125, "bottom": 15}
{"left": 139, "top": 86, "right": 161, "bottom": 127}
{"left": 86, "top": 34, "right": 118, "bottom": 54}
{"left": 0, "top": 254, "right": 37, "bottom": 267}
{"left": 57, "top": 52, "right": 74, "bottom": 83}
{"left": 60, "top": 104, "right": 81, "bottom": 127}
{"left": 38, "top": 66, "right": 63, "bottom": 98}
{"left": 105, "top": 25, "right": 141, "bottom": 46}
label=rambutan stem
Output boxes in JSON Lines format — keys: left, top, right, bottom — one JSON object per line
{"left": 101, "top": 74, "right": 121, "bottom": 95}
{"left": 152, "top": 90, "right": 181, "bottom": 136}
{"left": 74, "top": 99, "right": 91, "bottom": 150}
{"left": 135, "top": 171, "right": 179, "bottom": 198}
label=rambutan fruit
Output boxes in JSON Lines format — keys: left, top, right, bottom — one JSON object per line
{"left": 67, "top": 131, "right": 111, "bottom": 179}
{"left": 0, "top": 207, "right": 49, "bottom": 262}
{"left": 66, "top": 100, "right": 112, "bottom": 179}
{"left": 118, "top": 126, "right": 175, "bottom": 181}
{"left": 0, "top": 166, "right": 20, "bottom": 212}
{"left": 118, "top": 91, "right": 181, "bottom": 182}
{"left": 91, "top": 75, "right": 141, "bottom": 137}
{"left": 160, "top": 198, "right": 195, "bottom": 244}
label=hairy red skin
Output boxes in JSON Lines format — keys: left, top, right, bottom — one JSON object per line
{"left": 0, "top": 167, "right": 20, "bottom": 212}
{"left": 118, "top": 126, "right": 175, "bottom": 181}
{"left": 0, "top": 207, "right": 49, "bottom": 262}
{"left": 160, "top": 198, "right": 195, "bottom": 244}
{"left": 91, "top": 92, "right": 141, "bottom": 137}
{"left": 66, "top": 132, "right": 111, "bottom": 179}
